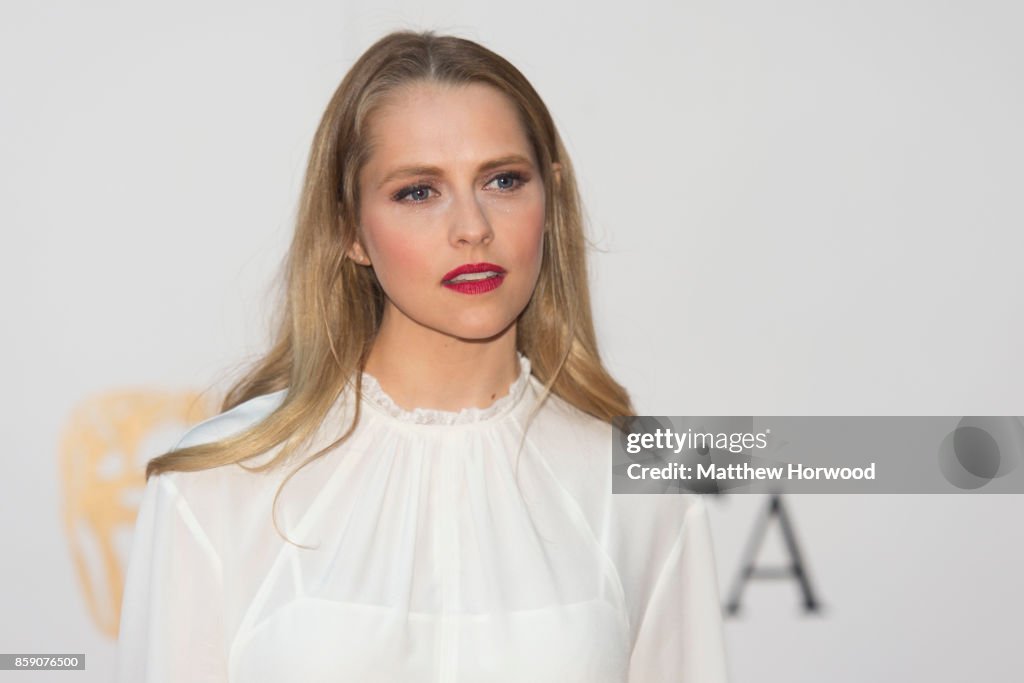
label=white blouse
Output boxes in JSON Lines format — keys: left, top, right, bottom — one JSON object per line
{"left": 116, "top": 353, "right": 729, "bottom": 682}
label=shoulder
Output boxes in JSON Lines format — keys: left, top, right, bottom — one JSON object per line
{"left": 525, "top": 383, "right": 707, "bottom": 560}
{"left": 527, "top": 382, "right": 613, "bottom": 456}
{"left": 173, "top": 388, "right": 288, "bottom": 450}
{"left": 522, "top": 384, "right": 617, "bottom": 513}
{"left": 145, "top": 389, "right": 290, "bottom": 534}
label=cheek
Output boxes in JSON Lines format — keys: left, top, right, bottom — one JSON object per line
{"left": 364, "top": 224, "right": 436, "bottom": 286}
{"left": 511, "top": 203, "right": 547, "bottom": 268}
{"left": 378, "top": 236, "right": 423, "bottom": 271}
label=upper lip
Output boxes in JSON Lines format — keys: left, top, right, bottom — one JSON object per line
{"left": 442, "top": 262, "right": 507, "bottom": 282}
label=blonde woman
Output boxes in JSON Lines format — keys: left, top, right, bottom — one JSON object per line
{"left": 116, "top": 30, "right": 729, "bottom": 682}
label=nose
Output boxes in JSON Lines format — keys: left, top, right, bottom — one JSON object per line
{"left": 448, "top": 189, "right": 494, "bottom": 247}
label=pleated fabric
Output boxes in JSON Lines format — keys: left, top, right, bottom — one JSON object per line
{"left": 116, "top": 353, "right": 729, "bottom": 682}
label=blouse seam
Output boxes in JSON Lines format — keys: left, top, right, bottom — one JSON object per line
{"left": 229, "top": 594, "right": 617, "bottom": 620}
{"left": 156, "top": 474, "right": 230, "bottom": 673}
{"left": 225, "top": 452, "right": 360, "bottom": 676}
{"left": 513, "top": 416, "right": 632, "bottom": 641}
{"left": 158, "top": 475, "right": 224, "bottom": 579}
{"left": 629, "top": 498, "right": 705, "bottom": 654}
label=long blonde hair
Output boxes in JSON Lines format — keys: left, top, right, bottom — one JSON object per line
{"left": 147, "top": 30, "right": 634, "bottom": 539}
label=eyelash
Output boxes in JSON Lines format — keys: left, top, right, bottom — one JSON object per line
{"left": 391, "top": 171, "right": 527, "bottom": 203}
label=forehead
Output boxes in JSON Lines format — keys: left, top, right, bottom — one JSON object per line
{"left": 362, "top": 81, "right": 535, "bottom": 173}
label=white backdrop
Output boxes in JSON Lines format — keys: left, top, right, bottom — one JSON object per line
{"left": 3, "top": 1, "right": 1022, "bottom": 681}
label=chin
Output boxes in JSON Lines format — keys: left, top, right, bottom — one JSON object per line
{"left": 440, "top": 313, "right": 517, "bottom": 343}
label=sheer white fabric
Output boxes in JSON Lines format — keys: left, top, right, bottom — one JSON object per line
{"left": 116, "top": 353, "right": 729, "bottom": 682}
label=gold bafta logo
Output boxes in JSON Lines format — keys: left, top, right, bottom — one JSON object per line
{"left": 59, "top": 390, "right": 214, "bottom": 638}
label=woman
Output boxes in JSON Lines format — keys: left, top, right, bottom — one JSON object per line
{"left": 116, "top": 30, "right": 729, "bottom": 682}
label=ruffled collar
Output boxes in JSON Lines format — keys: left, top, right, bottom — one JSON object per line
{"left": 358, "top": 353, "right": 533, "bottom": 426}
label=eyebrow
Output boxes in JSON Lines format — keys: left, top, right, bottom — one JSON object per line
{"left": 375, "top": 154, "right": 534, "bottom": 190}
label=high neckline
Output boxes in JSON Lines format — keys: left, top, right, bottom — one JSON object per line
{"left": 358, "top": 353, "right": 533, "bottom": 426}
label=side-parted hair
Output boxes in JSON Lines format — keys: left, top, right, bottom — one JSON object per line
{"left": 146, "top": 30, "right": 634, "bottom": 543}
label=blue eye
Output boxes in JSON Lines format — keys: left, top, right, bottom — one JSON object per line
{"left": 489, "top": 171, "right": 525, "bottom": 191}
{"left": 392, "top": 171, "right": 527, "bottom": 204}
{"left": 393, "top": 185, "right": 434, "bottom": 203}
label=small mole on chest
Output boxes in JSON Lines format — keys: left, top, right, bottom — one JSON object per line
{"left": 490, "top": 393, "right": 497, "bottom": 400}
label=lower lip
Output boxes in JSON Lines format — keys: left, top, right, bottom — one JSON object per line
{"left": 442, "top": 273, "right": 506, "bottom": 294}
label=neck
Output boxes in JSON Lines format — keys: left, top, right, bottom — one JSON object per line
{"left": 362, "top": 307, "right": 523, "bottom": 413}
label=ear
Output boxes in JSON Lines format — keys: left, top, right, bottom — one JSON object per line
{"left": 346, "top": 239, "right": 371, "bottom": 266}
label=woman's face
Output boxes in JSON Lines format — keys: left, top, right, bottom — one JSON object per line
{"left": 352, "top": 81, "right": 551, "bottom": 343}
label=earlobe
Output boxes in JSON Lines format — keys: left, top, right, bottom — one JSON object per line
{"left": 346, "top": 241, "right": 371, "bottom": 266}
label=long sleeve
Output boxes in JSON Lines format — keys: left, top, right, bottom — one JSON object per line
{"left": 115, "top": 473, "right": 228, "bottom": 682}
{"left": 627, "top": 497, "right": 730, "bottom": 682}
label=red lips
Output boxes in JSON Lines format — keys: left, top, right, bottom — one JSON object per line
{"left": 441, "top": 262, "right": 507, "bottom": 283}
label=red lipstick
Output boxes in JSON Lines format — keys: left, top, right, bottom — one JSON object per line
{"left": 441, "top": 262, "right": 507, "bottom": 295}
